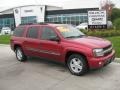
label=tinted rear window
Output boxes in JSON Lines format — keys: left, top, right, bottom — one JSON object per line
{"left": 26, "top": 27, "right": 38, "bottom": 39}
{"left": 13, "top": 27, "right": 25, "bottom": 37}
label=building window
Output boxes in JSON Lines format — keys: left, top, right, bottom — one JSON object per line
{"left": 0, "top": 18, "right": 15, "bottom": 30}
{"left": 46, "top": 13, "right": 87, "bottom": 25}
{"left": 21, "top": 16, "right": 37, "bottom": 24}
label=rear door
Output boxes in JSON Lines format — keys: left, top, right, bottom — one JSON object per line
{"left": 23, "top": 26, "right": 41, "bottom": 56}
{"left": 39, "top": 26, "right": 63, "bottom": 61}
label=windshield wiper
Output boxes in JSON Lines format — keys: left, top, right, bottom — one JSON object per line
{"left": 65, "top": 36, "right": 77, "bottom": 38}
{"left": 66, "top": 35, "right": 85, "bottom": 38}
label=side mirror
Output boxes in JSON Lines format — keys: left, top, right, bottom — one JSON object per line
{"left": 49, "top": 36, "right": 60, "bottom": 42}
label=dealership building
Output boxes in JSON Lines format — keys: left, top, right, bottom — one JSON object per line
{"left": 0, "top": 5, "right": 98, "bottom": 29}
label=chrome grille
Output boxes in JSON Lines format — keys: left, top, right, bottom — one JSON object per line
{"left": 103, "top": 45, "right": 112, "bottom": 56}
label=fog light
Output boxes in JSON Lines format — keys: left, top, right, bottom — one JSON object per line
{"left": 99, "top": 62, "right": 102, "bottom": 65}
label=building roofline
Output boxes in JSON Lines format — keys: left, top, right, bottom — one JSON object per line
{"left": 46, "top": 7, "right": 99, "bottom": 15}
{"left": 0, "top": 4, "right": 62, "bottom": 13}
{"left": 58, "top": 7, "right": 99, "bottom": 11}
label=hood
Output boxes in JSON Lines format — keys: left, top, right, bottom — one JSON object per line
{"left": 67, "top": 36, "right": 111, "bottom": 49}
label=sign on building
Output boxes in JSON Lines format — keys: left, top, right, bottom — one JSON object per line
{"left": 14, "top": 5, "right": 46, "bottom": 27}
{"left": 88, "top": 10, "right": 107, "bottom": 29}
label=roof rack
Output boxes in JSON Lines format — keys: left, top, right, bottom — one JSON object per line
{"left": 19, "top": 22, "right": 48, "bottom": 25}
{"left": 48, "top": 22, "right": 63, "bottom": 24}
{"left": 19, "top": 22, "right": 63, "bottom": 26}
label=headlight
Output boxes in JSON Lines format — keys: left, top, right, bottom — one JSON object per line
{"left": 93, "top": 49, "right": 104, "bottom": 57}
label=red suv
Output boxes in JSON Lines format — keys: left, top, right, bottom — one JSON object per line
{"left": 10, "top": 23, "right": 115, "bottom": 76}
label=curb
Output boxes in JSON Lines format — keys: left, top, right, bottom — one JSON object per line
{"left": 115, "top": 58, "right": 120, "bottom": 60}
{"left": 0, "top": 44, "right": 10, "bottom": 46}
{"left": 114, "top": 58, "right": 120, "bottom": 63}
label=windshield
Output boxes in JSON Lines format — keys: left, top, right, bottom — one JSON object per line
{"left": 57, "top": 25, "right": 85, "bottom": 38}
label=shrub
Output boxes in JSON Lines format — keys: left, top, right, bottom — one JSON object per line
{"left": 81, "top": 30, "right": 120, "bottom": 37}
{"left": 114, "top": 18, "right": 120, "bottom": 30}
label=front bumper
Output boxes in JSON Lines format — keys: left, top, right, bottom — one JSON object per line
{"left": 88, "top": 50, "right": 115, "bottom": 69}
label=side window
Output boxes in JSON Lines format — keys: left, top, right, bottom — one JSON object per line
{"left": 27, "top": 27, "right": 38, "bottom": 39}
{"left": 41, "top": 27, "right": 57, "bottom": 40}
{"left": 13, "top": 27, "right": 24, "bottom": 37}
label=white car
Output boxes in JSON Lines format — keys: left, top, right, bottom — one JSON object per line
{"left": 107, "top": 21, "right": 113, "bottom": 29}
{"left": 76, "top": 23, "right": 88, "bottom": 30}
{"left": 0, "top": 27, "right": 11, "bottom": 35}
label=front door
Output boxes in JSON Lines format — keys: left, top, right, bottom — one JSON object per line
{"left": 39, "top": 26, "right": 62, "bottom": 61}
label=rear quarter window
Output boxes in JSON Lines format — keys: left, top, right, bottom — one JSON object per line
{"left": 13, "top": 27, "right": 25, "bottom": 37}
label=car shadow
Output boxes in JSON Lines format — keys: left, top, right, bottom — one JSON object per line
{"left": 86, "top": 64, "right": 114, "bottom": 77}
{"left": 25, "top": 57, "right": 67, "bottom": 72}
{"left": 24, "top": 57, "right": 113, "bottom": 76}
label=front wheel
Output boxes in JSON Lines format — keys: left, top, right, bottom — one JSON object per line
{"left": 15, "top": 47, "right": 27, "bottom": 62}
{"left": 67, "top": 54, "right": 88, "bottom": 76}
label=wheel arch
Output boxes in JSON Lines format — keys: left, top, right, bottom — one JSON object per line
{"left": 14, "top": 44, "right": 22, "bottom": 51}
{"left": 65, "top": 51, "right": 89, "bottom": 69}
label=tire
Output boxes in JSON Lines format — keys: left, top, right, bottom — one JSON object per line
{"left": 15, "top": 47, "right": 27, "bottom": 62}
{"left": 67, "top": 54, "right": 88, "bottom": 76}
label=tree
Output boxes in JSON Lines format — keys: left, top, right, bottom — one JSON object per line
{"left": 114, "top": 18, "right": 120, "bottom": 30}
{"left": 111, "top": 8, "right": 120, "bottom": 22}
{"left": 100, "top": 0, "right": 115, "bottom": 20}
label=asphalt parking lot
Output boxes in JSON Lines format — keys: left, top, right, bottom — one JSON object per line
{"left": 0, "top": 45, "right": 120, "bottom": 90}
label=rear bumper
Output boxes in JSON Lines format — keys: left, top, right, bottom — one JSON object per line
{"left": 88, "top": 50, "right": 115, "bottom": 69}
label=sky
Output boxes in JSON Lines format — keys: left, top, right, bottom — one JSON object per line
{"left": 0, "top": 0, "right": 120, "bottom": 11}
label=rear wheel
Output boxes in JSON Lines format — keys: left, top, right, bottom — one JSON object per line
{"left": 15, "top": 47, "right": 27, "bottom": 62}
{"left": 67, "top": 54, "right": 88, "bottom": 76}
